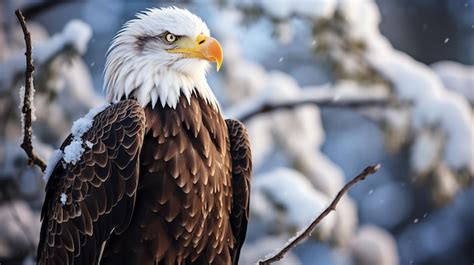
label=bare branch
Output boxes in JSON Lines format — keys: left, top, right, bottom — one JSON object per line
{"left": 15, "top": 9, "right": 47, "bottom": 172}
{"left": 259, "top": 164, "right": 381, "bottom": 265}
{"left": 226, "top": 92, "right": 391, "bottom": 123}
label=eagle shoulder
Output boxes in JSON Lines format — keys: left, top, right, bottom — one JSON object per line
{"left": 37, "top": 99, "right": 146, "bottom": 265}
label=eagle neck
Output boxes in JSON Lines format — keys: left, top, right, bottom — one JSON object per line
{"left": 105, "top": 68, "right": 219, "bottom": 111}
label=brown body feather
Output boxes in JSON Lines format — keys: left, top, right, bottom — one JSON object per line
{"left": 37, "top": 95, "right": 252, "bottom": 265}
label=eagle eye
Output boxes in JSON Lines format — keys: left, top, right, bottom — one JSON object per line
{"left": 163, "top": 32, "right": 177, "bottom": 44}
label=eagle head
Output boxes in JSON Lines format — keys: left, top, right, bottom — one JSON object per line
{"left": 104, "top": 7, "right": 223, "bottom": 109}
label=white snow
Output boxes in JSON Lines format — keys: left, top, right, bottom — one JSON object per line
{"left": 35, "top": 20, "right": 92, "bottom": 63}
{"left": 0, "top": 20, "right": 92, "bottom": 89}
{"left": 224, "top": 74, "right": 383, "bottom": 200}
{"left": 361, "top": 0, "right": 474, "bottom": 176}
{"left": 62, "top": 20, "right": 93, "bottom": 54}
{"left": 431, "top": 61, "right": 474, "bottom": 103}
{"left": 17, "top": 78, "right": 37, "bottom": 141}
{"left": 60, "top": 58, "right": 106, "bottom": 108}
{"left": 251, "top": 0, "right": 337, "bottom": 20}
{"left": 296, "top": 151, "right": 345, "bottom": 197}
{"left": 29, "top": 77, "right": 37, "bottom": 122}
{"left": 70, "top": 116, "right": 93, "bottom": 138}
{"left": 240, "top": 236, "right": 302, "bottom": 265}
{"left": 18, "top": 86, "right": 25, "bottom": 137}
{"left": 85, "top": 140, "right": 94, "bottom": 149}
{"left": 411, "top": 131, "right": 443, "bottom": 176}
{"left": 224, "top": 72, "right": 357, "bottom": 199}
{"left": 215, "top": 7, "right": 362, "bottom": 247}
{"left": 350, "top": 225, "right": 399, "bottom": 265}
{"left": 249, "top": 189, "right": 278, "bottom": 224}
{"left": 225, "top": 81, "right": 386, "bottom": 124}
{"left": 338, "top": 0, "right": 381, "bottom": 39}
{"left": 243, "top": 118, "right": 274, "bottom": 169}
{"left": 63, "top": 103, "right": 109, "bottom": 165}
{"left": 331, "top": 197, "right": 358, "bottom": 245}
{"left": 211, "top": 6, "right": 472, "bottom": 265}
{"left": 71, "top": 103, "right": 108, "bottom": 137}
{"left": 253, "top": 167, "right": 336, "bottom": 239}
{"left": 63, "top": 139, "right": 84, "bottom": 165}
{"left": 42, "top": 149, "right": 63, "bottom": 182}
{"left": 0, "top": 201, "right": 40, "bottom": 258}
{"left": 59, "top": 193, "right": 67, "bottom": 205}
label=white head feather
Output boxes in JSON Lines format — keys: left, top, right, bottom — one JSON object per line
{"left": 103, "top": 7, "right": 218, "bottom": 109}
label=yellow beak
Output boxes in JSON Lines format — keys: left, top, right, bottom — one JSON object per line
{"left": 168, "top": 34, "right": 223, "bottom": 71}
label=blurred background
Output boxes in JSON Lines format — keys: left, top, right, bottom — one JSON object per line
{"left": 0, "top": 0, "right": 473, "bottom": 265}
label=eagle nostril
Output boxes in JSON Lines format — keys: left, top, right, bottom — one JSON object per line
{"left": 198, "top": 39, "right": 205, "bottom": 45}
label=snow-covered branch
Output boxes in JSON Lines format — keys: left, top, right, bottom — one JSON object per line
{"left": 15, "top": 9, "right": 46, "bottom": 172}
{"left": 234, "top": 0, "right": 473, "bottom": 203}
{"left": 0, "top": 15, "right": 92, "bottom": 91}
{"left": 259, "top": 164, "right": 381, "bottom": 265}
{"left": 226, "top": 91, "right": 390, "bottom": 122}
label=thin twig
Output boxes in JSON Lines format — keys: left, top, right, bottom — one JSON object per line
{"left": 15, "top": 9, "right": 47, "bottom": 172}
{"left": 259, "top": 164, "right": 381, "bottom": 265}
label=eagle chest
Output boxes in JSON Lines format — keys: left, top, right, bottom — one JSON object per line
{"left": 136, "top": 95, "right": 234, "bottom": 261}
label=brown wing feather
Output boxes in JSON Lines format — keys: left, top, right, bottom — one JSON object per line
{"left": 226, "top": 119, "right": 252, "bottom": 265}
{"left": 37, "top": 100, "right": 146, "bottom": 265}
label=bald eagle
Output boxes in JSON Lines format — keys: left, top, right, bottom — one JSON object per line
{"left": 37, "top": 7, "right": 252, "bottom": 265}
